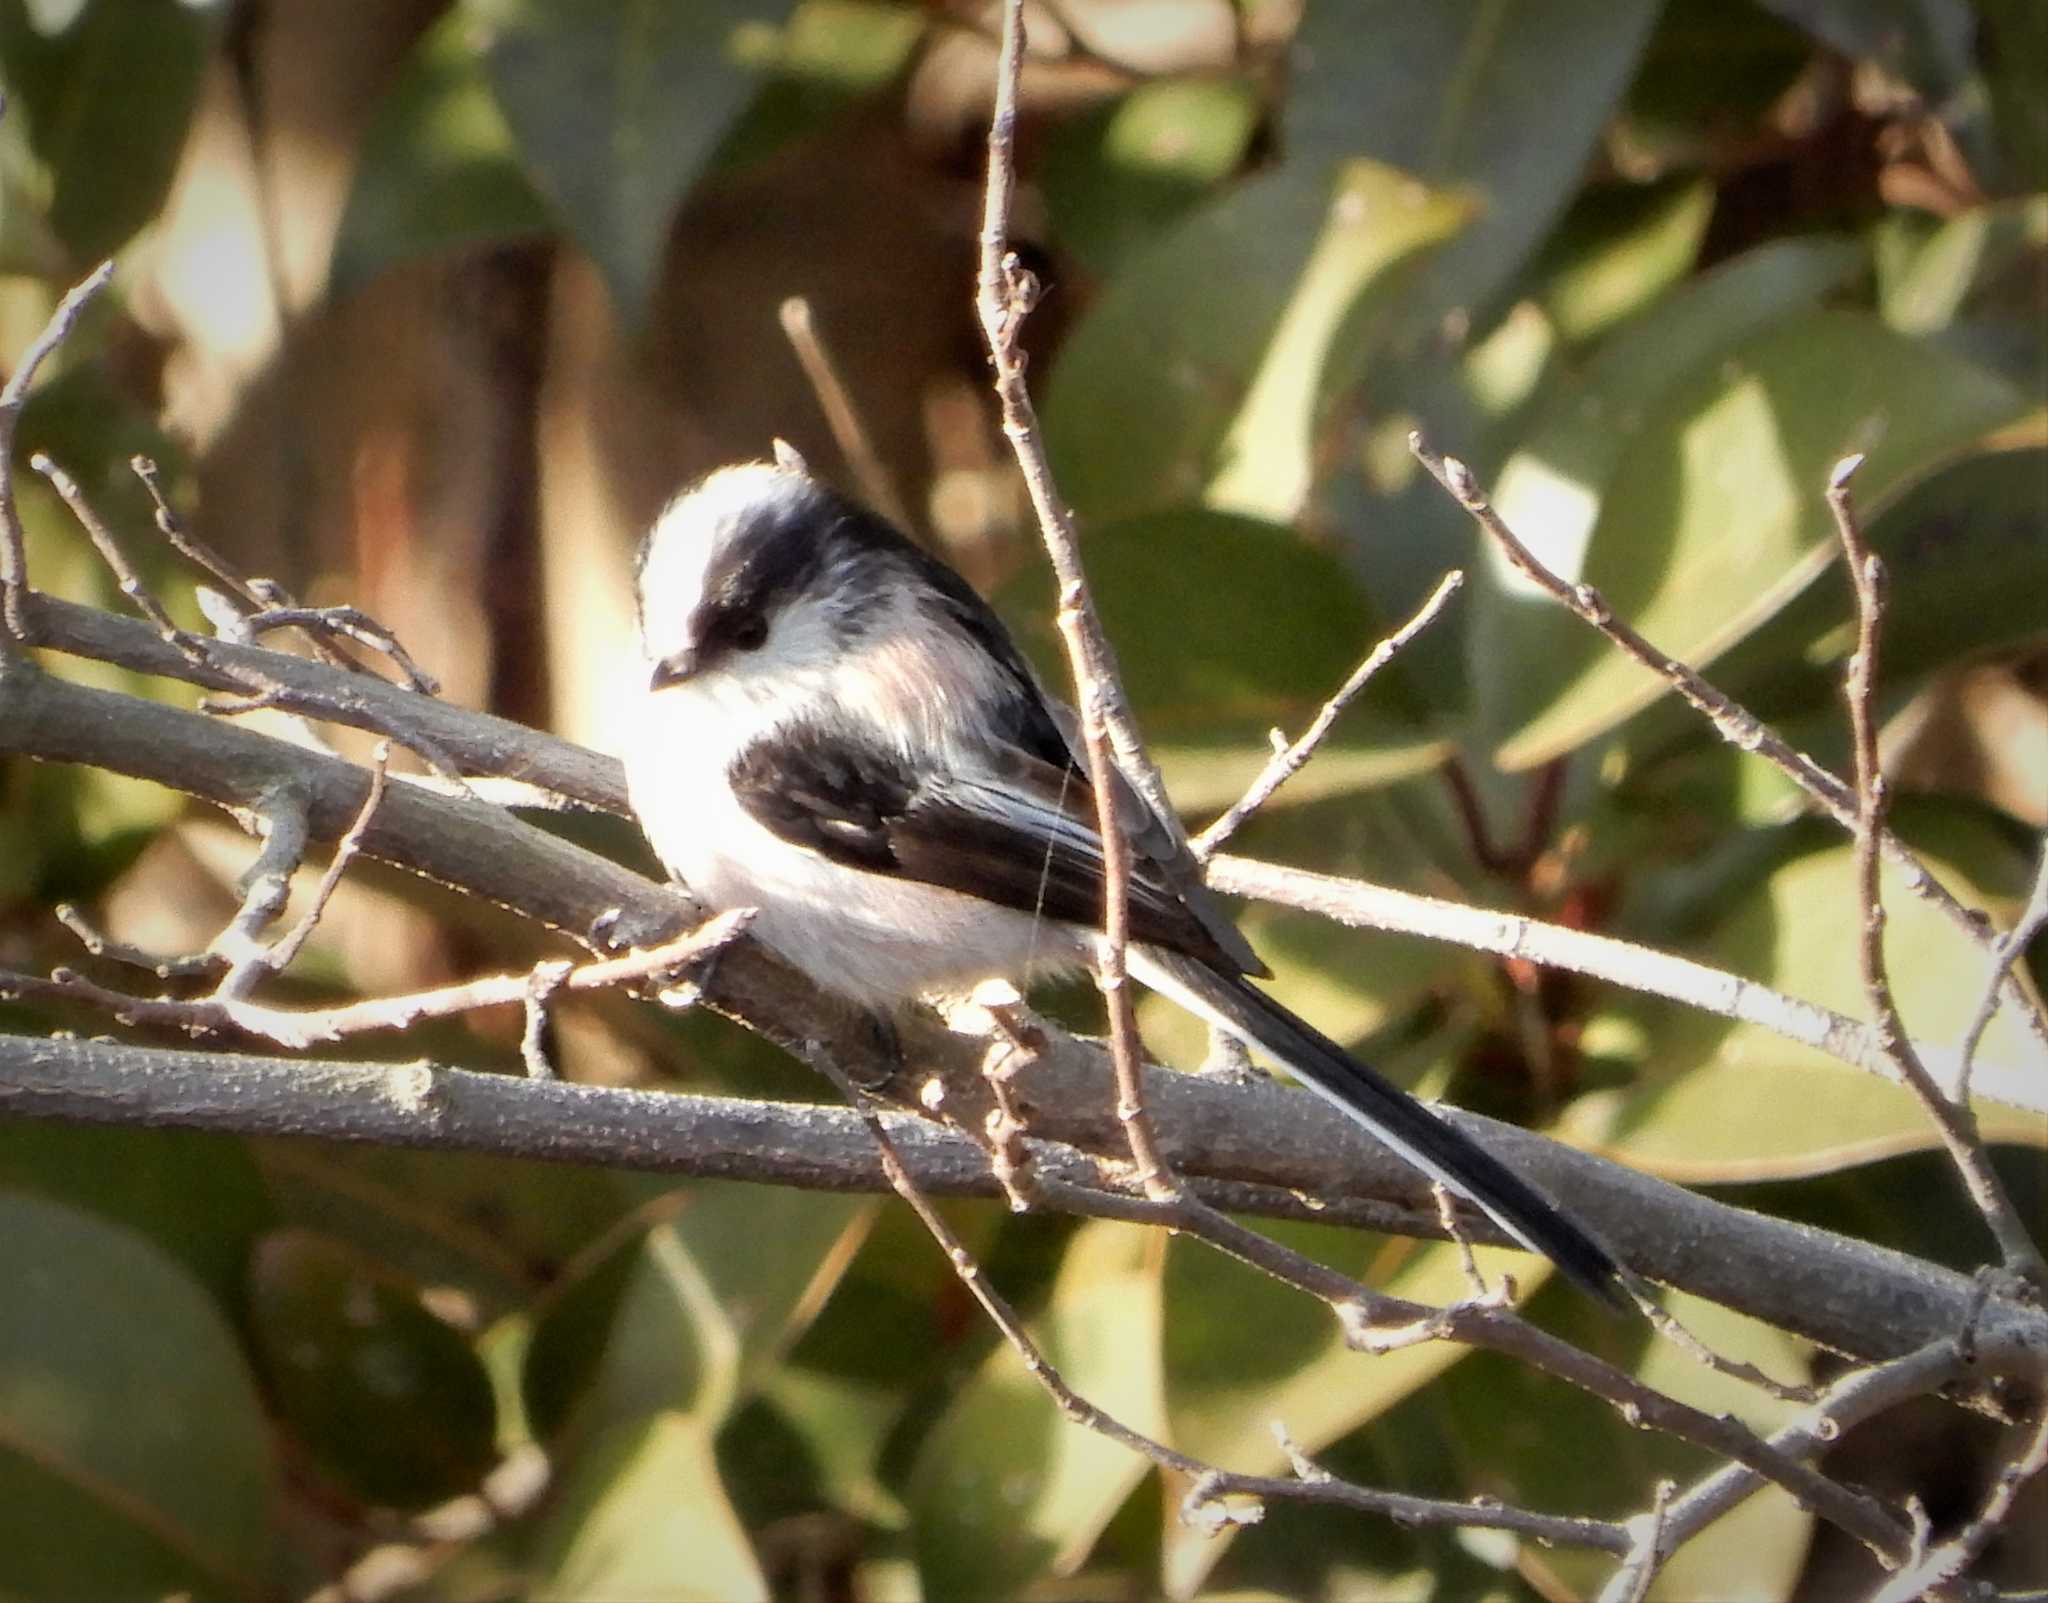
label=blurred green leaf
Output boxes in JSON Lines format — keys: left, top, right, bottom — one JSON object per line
{"left": 256, "top": 1146, "right": 629, "bottom": 1317}
{"left": 525, "top": 1182, "right": 869, "bottom": 1447}
{"left": 1877, "top": 194, "right": 2048, "bottom": 335}
{"left": 529, "top": 1411, "right": 768, "bottom": 1601}
{"left": 1615, "top": 0, "right": 1815, "bottom": 175}
{"left": 710, "top": 0, "right": 927, "bottom": 174}
{"left": 248, "top": 1229, "right": 499, "bottom": 1510}
{"left": 1588, "top": 812, "right": 2048, "bottom": 1182}
{"left": 0, "top": 0, "right": 218, "bottom": 261}
{"left": 1285, "top": 0, "right": 1664, "bottom": 342}
{"left": 1652, "top": 437, "right": 2048, "bottom": 743}
{"left": 1210, "top": 168, "right": 1475, "bottom": 524}
{"left": 1492, "top": 310, "right": 2025, "bottom": 769}
{"left": 1045, "top": 161, "right": 1471, "bottom": 524}
{"left": 331, "top": 9, "right": 552, "bottom": 298}
{"left": 1532, "top": 177, "right": 1715, "bottom": 345}
{"left": 757, "top": 1364, "right": 907, "bottom": 1527}
{"left": 1043, "top": 77, "right": 1261, "bottom": 281}
{"left": 1000, "top": 505, "right": 1443, "bottom": 814}
{"left": 910, "top": 1221, "right": 1165, "bottom": 1597}
{"left": 473, "top": 0, "right": 787, "bottom": 323}
{"left": 0, "top": 1123, "right": 268, "bottom": 1303}
{"left": 0, "top": 1194, "right": 273, "bottom": 1599}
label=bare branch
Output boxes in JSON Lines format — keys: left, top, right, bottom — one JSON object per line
{"left": 132, "top": 453, "right": 268, "bottom": 611}
{"left": 53, "top": 901, "right": 224, "bottom": 979}
{"left": 33, "top": 452, "right": 190, "bottom": 643}
{"left": 236, "top": 605, "right": 440, "bottom": 697}
{"left": 777, "top": 296, "right": 914, "bottom": 533}
{"left": 1869, "top": 1398, "right": 2048, "bottom": 1602}
{"left": 6, "top": 655, "right": 2044, "bottom": 1367}
{"left": 262, "top": 741, "right": 391, "bottom": 979}
{"left": 814, "top": 1045, "right": 1638, "bottom": 1557}
{"left": 0, "top": 260, "right": 114, "bottom": 641}
{"left": 977, "top": 0, "right": 1175, "bottom": 1202}
{"left": 1196, "top": 569, "right": 1465, "bottom": 856}
{"left": 5, "top": 910, "right": 755, "bottom": 1052}
{"left": 1830, "top": 454, "right": 2045, "bottom": 1285}
{"left": 1603, "top": 1338, "right": 1975, "bottom": 1602}
{"left": 27, "top": 591, "right": 2020, "bottom": 1117}
{"left": 1408, "top": 432, "right": 2048, "bottom": 1060}
{"left": 1957, "top": 832, "right": 2048, "bottom": 1103}
{"left": 1203, "top": 854, "right": 2043, "bottom": 1114}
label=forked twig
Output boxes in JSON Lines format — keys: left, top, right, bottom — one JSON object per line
{"left": 1408, "top": 432, "right": 2048, "bottom": 1058}
{"left": 976, "top": 0, "right": 1175, "bottom": 1202}
{"left": 1828, "top": 455, "right": 2045, "bottom": 1285}
{"left": 1956, "top": 834, "right": 2048, "bottom": 1103}
{"left": 0, "top": 260, "right": 115, "bottom": 641}
{"left": 1195, "top": 569, "right": 1465, "bottom": 856}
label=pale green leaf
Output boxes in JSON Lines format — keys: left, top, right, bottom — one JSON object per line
{"left": 910, "top": 1221, "right": 1166, "bottom": 1595}
{"left": 1493, "top": 311, "right": 2026, "bottom": 769}
{"left": 1468, "top": 237, "right": 1866, "bottom": 747}
{"left": 1592, "top": 820, "right": 2048, "bottom": 1181}
{"left": 530, "top": 1412, "right": 768, "bottom": 1601}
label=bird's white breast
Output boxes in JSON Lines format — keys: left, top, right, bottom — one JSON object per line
{"left": 626, "top": 668, "right": 1081, "bottom": 1007}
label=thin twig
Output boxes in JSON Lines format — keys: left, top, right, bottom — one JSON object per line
{"left": 1196, "top": 569, "right": 1465, "bottom": 856}
{"left": 1203, "top": 854, "right": 2044, "bottom": 1113}
{"left": 31, "top": 453, "right": 190, "bottom": 645}
{"left": 1602, "top": 1338, "right": 1974, "bottom": 1603}
{"left": 520, "top": 961, "right": 572, "bottom": 1080}
{"left": 1830, "top": 454, "right": 2046, "bottom": 1286}
{"left": 7, "top": 910, "right": 754, "bottom": 1052}
{"left": 977, "top": 0, "right": 1176, "bottom": 1202}
{"left": 1608, "top": 1479, "right": 1676, "bottom": 1603}
{"left": 239, "top": 606, "right": 440, "bottom": 696}
{"left": 132, "top": 454, "right": 267, "bottom": 611}
{"left": 53, "top": 902, "right": 224, "bottom": 980}
{"left": 817, "top": 1050, "right": 1636, "bottom": 1553}
{"left": 1631, "top": 1291, "right": 1816, "bottom": 1405}
{"left": 212, "top": 780, "right": 313, "bottom": 999}
{"left": 1869, "top": 1399, "right": 2048, "bottom": 1602}
{"left": 262, "top": 740, "right": 391, "bottom": 978}
{"left": 1408, "top": 432, "right": 2048, "bottom": 1059}
{"left": 0, "top": 260, "right": 115, "bottom": 641}
{"left": 777, "top": 296, "right": 914, "bottom": 533}
{"left": 1956, "top": 832, "right": 2048, "bottom": 1104}
{"left": 1432, "top": 1180, "right": 1490, "bottom": 1299}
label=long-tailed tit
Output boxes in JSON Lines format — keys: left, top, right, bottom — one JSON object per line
{"left": 627, "top": 449, "right": 1620, "bottom": 1299}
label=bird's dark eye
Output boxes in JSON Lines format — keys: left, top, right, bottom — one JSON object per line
{"left": 728, "top": 613, "right": 769, "bottom": 652}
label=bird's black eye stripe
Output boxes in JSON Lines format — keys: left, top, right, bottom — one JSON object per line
{"left": 729, "top": 612, "right": 769, "bottom": 651}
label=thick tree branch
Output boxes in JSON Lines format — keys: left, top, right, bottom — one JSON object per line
{"left": 5, "top": 642, "right": 2046, "bottom": 1366}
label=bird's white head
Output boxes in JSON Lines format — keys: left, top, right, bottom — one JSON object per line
{"left": 635, "top": 446, "right": 874, "bottom": 700}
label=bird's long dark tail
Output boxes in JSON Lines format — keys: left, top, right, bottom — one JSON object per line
{"left": 1131, "top": 948, "right": 1624, "bottom": 1304}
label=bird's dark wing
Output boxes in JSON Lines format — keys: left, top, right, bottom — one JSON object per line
{"left": 727, "top": 720, "right": 1243, "bottom": 969}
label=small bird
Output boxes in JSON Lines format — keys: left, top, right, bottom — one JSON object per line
{"left": 626, "top": 447, "right": 1621, "bottom": 1300}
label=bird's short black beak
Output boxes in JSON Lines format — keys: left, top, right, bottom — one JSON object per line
{"left": 649, "top": 648, "right": 698, "bottom": 690}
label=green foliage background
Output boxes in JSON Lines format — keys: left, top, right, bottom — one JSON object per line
{"left": 0, "top": 1, "right": 2043, "bottom": 1598}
